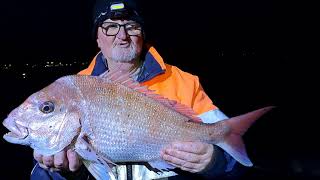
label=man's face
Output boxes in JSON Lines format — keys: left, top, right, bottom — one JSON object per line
{"left": 97, "top": 19, "right": 143, "bottom": 62}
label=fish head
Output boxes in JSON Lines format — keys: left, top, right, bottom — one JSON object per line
{"left": 3, "top": 76, "right": 82, "bottom": 156}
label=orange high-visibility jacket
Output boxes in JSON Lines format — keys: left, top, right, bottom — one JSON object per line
{"left": 79, "top": 46, "right": 218, "bottom": 116}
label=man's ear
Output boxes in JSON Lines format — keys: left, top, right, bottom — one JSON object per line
{"left": 97, "top": 39, "right": 101, "bottom": 48}
{"left": 96, "top": 28, "right": 102, "bottom": 48}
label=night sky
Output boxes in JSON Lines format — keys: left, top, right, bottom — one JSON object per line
{"left": 0, "top": 0, "right": 317, "bottom": 179}
{"left": 1, "top": 0, "right": 279, "bottom": 62}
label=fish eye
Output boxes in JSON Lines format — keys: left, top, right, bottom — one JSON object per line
{"left": 40, "top": 101, "right": 55, "bottom": 114}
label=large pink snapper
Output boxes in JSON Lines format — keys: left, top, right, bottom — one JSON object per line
{"left": 3, "top": 71, "right": 273, "bottom": 179}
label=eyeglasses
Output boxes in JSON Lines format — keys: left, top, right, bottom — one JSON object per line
{"left": 100, "top": 22, "right": 142, "bottom": 36}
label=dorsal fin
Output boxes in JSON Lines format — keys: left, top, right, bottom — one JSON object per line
{"left": 99, "top": 69, "right": 203, "bottom": 123}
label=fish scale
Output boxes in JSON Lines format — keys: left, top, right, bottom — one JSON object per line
{"left": 71, "top": 76, "right": 208, "bottom": 162}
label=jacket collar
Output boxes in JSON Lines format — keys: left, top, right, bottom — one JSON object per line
{"left": 91, "top": 46, "right": 166, "bottom": 83}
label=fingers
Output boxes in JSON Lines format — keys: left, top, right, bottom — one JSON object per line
{"left": 34, "top": 151, "right": 50, "bottom": 170}
{"left": 33, "top": 149, "right": 81, "bottom": 172}
{"left": 161, "top": 141, "right": 214, "bottom": 173}
{"left": 42, "top": 155, "right": 54, "bottom": 167}
{"left": 170, "top": 141, "right": 209, "bottom": 154}
{"left": 54, "top": 150, "right": 68, "bottom": 170}
{"left": 67, "top": 149, "right": 81, "bottom": 172}
{"left": 163, "top": 148, "right": 201, "bottom": 163}
{"left": 162, "top": 152, "right": 201, "bottom": 173}
{"left": 33, "top": 151, "right": 43, "bottom": 163}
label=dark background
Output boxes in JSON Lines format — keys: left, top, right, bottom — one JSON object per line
{"left": 0, "top": 0, "right": 317, "bottom": 179}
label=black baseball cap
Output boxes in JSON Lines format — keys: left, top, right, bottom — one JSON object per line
{"left": 92, "top": 0, "right": 145, "bottom": 38}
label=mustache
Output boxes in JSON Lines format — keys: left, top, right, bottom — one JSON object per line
{"left": 113, "top": 41, "right": 131, "bottom": 47}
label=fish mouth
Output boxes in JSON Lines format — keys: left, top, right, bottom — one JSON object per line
{"left": 4, "top": 131, "right": 28, "bottom": 140}
{"left": 3, "top": 118, "right": 29, "bottom": 144}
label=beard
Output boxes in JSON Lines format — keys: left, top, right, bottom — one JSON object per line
{"left": 111, "top": 43, "right": 139, "bottom": 62}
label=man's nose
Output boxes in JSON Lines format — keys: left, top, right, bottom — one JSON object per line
{"left": 116, "top": 26, "right": 128, "bottom": 39}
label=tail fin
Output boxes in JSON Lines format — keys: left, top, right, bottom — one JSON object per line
{"left": 215, "top": 106, "right": 275, "bottom": 167}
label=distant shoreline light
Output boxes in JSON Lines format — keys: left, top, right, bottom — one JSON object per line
{"left": 0, "top": 61, "right": 89, "bottom": 70}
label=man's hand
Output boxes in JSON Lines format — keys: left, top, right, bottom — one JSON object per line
{"left": 33, "top": 148, "right": 82, "bottom": 172}
{"left": 161, "top": 141, "right": 214, "bottom": 173}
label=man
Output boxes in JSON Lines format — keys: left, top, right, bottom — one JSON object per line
{"left": 31, "top": 0, "right": 239, "bottom": 179}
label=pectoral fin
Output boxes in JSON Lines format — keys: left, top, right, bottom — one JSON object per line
{"left": 75, "top": 133, "right": 117, "bottom": 180}
{"left": 148, "top": 159, "right": 175, "bottom": 172}
{"left": 83, "top": 160, "right": 116, "bottom": 180}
